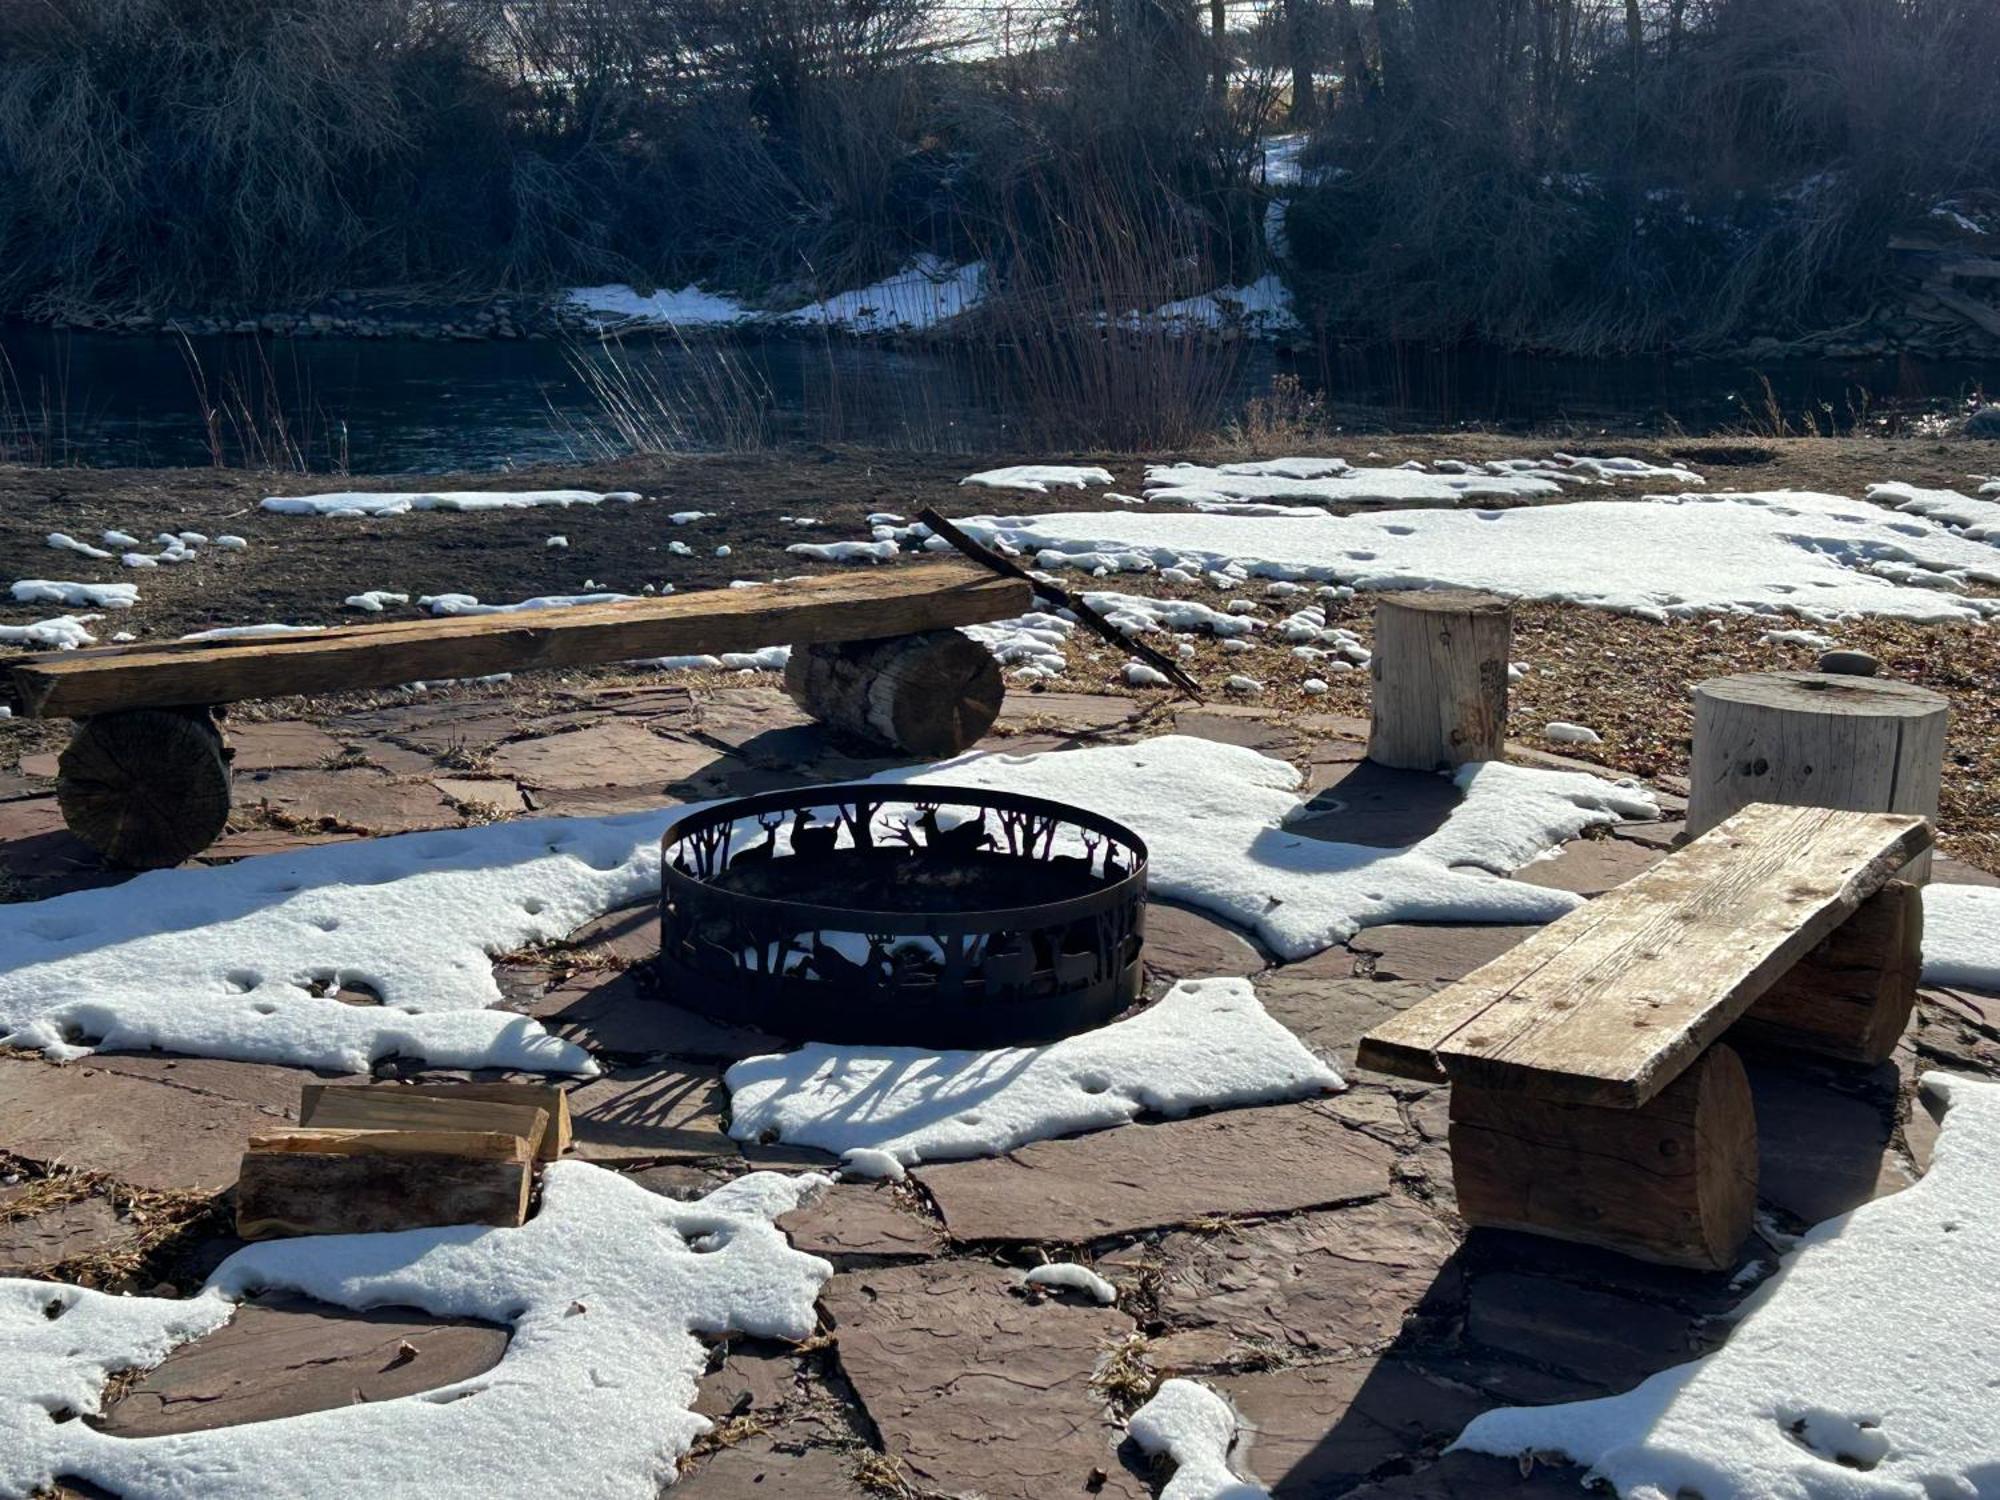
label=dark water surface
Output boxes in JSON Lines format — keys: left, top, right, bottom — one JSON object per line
{"left": 1, "top": 324, "right": 1989, "bottom": 473}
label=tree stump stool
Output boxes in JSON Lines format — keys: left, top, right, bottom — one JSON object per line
{"left": 1689, "top": 671, "right": 1948, "bottom": 880}
{"left": 1367, "top": 590, "right": 1513, "bottom": 771}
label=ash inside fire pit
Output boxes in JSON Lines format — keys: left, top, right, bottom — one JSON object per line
{"left": 658, "top": 785, "right": 1147, "bottom": 1048}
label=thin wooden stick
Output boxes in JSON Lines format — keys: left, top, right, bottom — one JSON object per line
{"left": 916, "top": 507, "right": 1205, "bottom": 701}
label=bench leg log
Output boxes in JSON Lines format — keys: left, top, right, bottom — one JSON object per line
{"left": 1732, "top": 881, "right": 1922, "bottom": 1064}
{"left": 784, "top": 629, "right": 1003, "bottom": 758}
{"left": 1449, "top": 1043, "right": 1758, "bottom": 1270}
{"left": 56, "top": 707, "right": 233, "bottom": 869}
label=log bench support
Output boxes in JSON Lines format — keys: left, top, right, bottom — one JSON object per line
{"left": 57, "top": 707, "right": 233, "bottom": 870}
{"left": 1358, "top": 803, "right": 1933, "bottom": 1270}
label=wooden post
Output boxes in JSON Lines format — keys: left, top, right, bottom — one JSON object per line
{"left": 1689, "top": 672, "right": 1947, "bottom": 880}
{"left": 784, "top": 629, "right": 1003, "bottom": 758}
{"left": 1732, "top": 881, "right": 1922, "bottom": 1064}
{"left": 56, "top": 708, "right": 232, "bottom": 869}
{"left": 1367, "top": 591, "right": 1512, "bottom": 770}
{"left": 1449, "top": 1044, "right": 1758, "bottom": 1270}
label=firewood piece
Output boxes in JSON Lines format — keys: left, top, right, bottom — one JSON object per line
{"left": 1356, "top": 803, "right": 1932, "bottom": 1108}
{"left": 1688, "top": 670, "right": 1948, "bottom": 881}
{"left": 1450, "top": 1043, "right": 1758, "bottom": 1270}
{"left": 235, "top": 1130, "right": 532, "bottom": 1240}
{"left": 297, "top": 1089, "right": 550, "bottom": 1160}
{"left": 7, "top": 564, "right": 1030, "bottom": 719}
{"left": 1366, "top": 590, "right": 1512, "bottom": 771}
{"left": 784, "top": 629, "right": 1003, "bottom": 757}
{"left": 1732, "top": 881, "right": 1922, "bottom": 1063}
{"left": 56, "top": 708, "right": 232, "bottom": 869}
{"left": 301, "top": 1081, "right": 572, "bottom": 1160}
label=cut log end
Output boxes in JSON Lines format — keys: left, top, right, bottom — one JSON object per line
{"left": 56, "top": 708, "right": 232, "bottom": 869}
{"left": 784, "top": 630, "right": 1003, "bottom": 758}
{"left": 1367, "top": 590, "right": 1513, "bottom": 772}
{"left": 1450, "top": 1043, "right": 1758, "bottom": 1270}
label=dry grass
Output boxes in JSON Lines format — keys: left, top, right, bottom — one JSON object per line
{"left": 0, "top": 1154, "right": 228, "bottom": 1292}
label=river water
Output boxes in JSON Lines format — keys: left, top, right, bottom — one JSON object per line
{"left": 0, "top": 325, "right": 1988, "bottom": 472}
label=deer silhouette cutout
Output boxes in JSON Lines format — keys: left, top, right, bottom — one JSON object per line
{"left": 790, "top": 808, "right": 838, "bottom": 858}
{"left": 730, "top": 814, "right": 784, "bottom": 867}
{"left": 916, "top": 804, "right": 995, "bottom": 855}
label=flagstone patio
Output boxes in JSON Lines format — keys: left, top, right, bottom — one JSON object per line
{"left": 3, "top": 680, "right": 1992, "bottom": 1498}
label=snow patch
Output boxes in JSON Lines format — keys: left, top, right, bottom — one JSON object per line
{"left": 1874, "top": 480, "right": 2000, "bottom": 543}
{"left": 180, "top": 623, "right": 327, "bottom": 642}
{"left": 565, "top": 283, "right": 752, "bottom": 327}
{"left": 11, "top": 580, "right": 139, "bottom": 610}
{"left": 344, "top": 591, "right": 410, "bottom": 613}
{"left": 0, "top": 615, "right": 100, "bottom": 650}
{"left": 420, "top": 592, "right": 636, "bottom": 617}
{"left": 1023, "top": 1263, "right": 1117, "bottom": 1305}
{"left": 1128, "top": 1379, "right": 1269, "bottom": 1500}
{"left": 1544, "top": 721, "right": 1603, "bottom": 745}
{"left": 783, "top": 256, "right": 984, "bottom": 331}
{"left": 960, "top": 465, "right": 1116, "bottom": 494}
{"left": 46, "top": 532, "right": 113, "bottom": 561}
{"left": 1, "top": 1166, "right": 831, "bottom": 1500}
{"left": 1924, "top": 884, "right": 2000, "bottom": 992}
{"left": 262, "top": 490, "right": 641, "bottom": 518}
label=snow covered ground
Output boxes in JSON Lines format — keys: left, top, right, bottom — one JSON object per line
{"left": 1923, "top": 884, "right": 2000, "bottom": 991}
{"left": 961, "top": 465, "right": 1116, "bottom": 494}
{"left": 0, "top": 737, "right": 1651, "bottom": 1075}
{"left": 1455, "top": 1071, "right": 2000, "bottom": 1500}
{"left": 1139, "top": 453, "right": 1704, "bottom": 508}
{"left": 10, "top": 579, "right": 139, "bottom": 609}
{"left": 1, "top": 1166, "right": 831, "bottom": 1500}
{"left": 1129, "top": 1379, "right": 1269, "bottom": 1500}
{"left": 725, "top": 977, "right": 1340, "bottom": 1167}
{"left": 952, "top": 491, "right": 2000, "bottom": 624}
{"left": 260, "top": 490, "right": 641, "bottom": 518}
{"left": 0, "top": 615, "right": 101, "bottom": 649}
{"left": 565, "top": 283, "right": 753, "bottom": 328}
{"left": 783, "top": 256, "right": 986, "bottom": 332}
{"left": 1873, "top": 480, "right": 2000, "bottom": 542}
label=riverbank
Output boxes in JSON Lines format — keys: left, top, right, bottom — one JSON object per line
{"left": 4, "top": 435, "right": 1997, "bottom": 870}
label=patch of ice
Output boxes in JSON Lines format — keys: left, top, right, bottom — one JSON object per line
{"left": 726, "top": 978, "right": 1339, "bottom": 1166}
{"left": 262, "top": 490, "right": 641, "bottom": 517}
{"left": 1873, "top": 480, "right": 2000, "bottom": 543}
{"left": 344, "top": 591, "right": 410, "bottom": 613}
{"left": 783, "top": 255, "right": 984, "bottom": 331}
{"left": 10, "top": 580, "right": 139, "bottom": 610}
{"left": 1924, "top": 884, "right": 2000, "bottom": 991}
{"left": 960, "top": 465, "right": 1116, "bottom": 494}
{"left": 0, "top": 615, "right": 100, "bottom": 650}
{"left": 565, "top": 282, "right": 753, "bottom": 327}
{"left": 420, "top": 592, "right": 635, "bottom": 617}
{"left": 1, "top": 1165, "right": 830, "bottom": 1500}
{"left": 1023, "top": 1263, "right": 1117, "bottom": 1305}
{"left": 1453, "top": 1071, "right": 2000, "bottom": 1500}
{"left": 952, "top": 491, "right": 2000, "bottom": 624}
{"left": 180, "top": 623, "right": 327, "bottom": 642}
{"left": 1128, "top": 1379, "right": 1269, "bottom": 1500}
{"left": 1544, "top": 721, "right": 1603, "bottom": 745}
{"left": 46, "top": 532, "right": 113, "bottom": 561}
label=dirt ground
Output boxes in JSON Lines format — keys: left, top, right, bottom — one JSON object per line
{"left": 3, "top": 433, "right": 1996, "bottom": 870}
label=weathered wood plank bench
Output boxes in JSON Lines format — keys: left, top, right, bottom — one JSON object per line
{"left": 4, "top": 563, "right": 1029, "bottom": 868}
{"left": 1356, "top": 803, "right": 1931, "bottom": 1268}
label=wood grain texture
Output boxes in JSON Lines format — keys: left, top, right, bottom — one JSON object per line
{"left": 56, "top": 709, "right": 232, "bottom": 868}
{"left": 1731, "top": 880, "right": 1922, "bottom": 1063}
{"left": 1355, "top": 803, "right": 1931, "bottom": 1107}
{"left": 1688, "top": 670, "right": 1947, "bottom": 880}
{"left": 301, "top": 1081, "right": 572, "bottom": 1160}
{"left": 248, "top": 1128, "right": 532, "bottom": 1162}
{"left": 235, "top": 1143, "right": 531, "bottom": 1240}
{"left": 297, "top": 1089, "right": 549, "bottom": 1159}
{"left": 1450, "top": 1043, "right": 1758, "bottom": 1269}
{"left": 782, "top": 629, "right": 1004, "bottom": 756}
{"left": 1366, "top": 590, "right": 1512, "bottom": 771}
{"left": 8, "top": 565, "right": 1030, "bottom": 719}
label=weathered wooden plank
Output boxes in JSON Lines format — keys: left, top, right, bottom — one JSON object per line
{"left": 297, "top": 1089, "right": 549, "bottom": 1159}
{"left": 236, "top": 1135, "right": 532, "bottom": 1240}
{"left": 7, "top": 564, "right": 1031, "bottom": 719}
{"left": 1355, "top": 804, "right": 1931, "bottom": 1107}
{"left": 248, "top": 1127, "right": 532, "bottom": 1162}
{"left": 300, "top": 1081, "right": 570, "bottom": 1160}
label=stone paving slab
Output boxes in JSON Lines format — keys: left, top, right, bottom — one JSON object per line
{"left": 1289, "top": 759, "right": 1462, "bottom": 848}
{"left": 1508, "top": 833, "right": 1662, "bottom": 895}
{"left": 432, "top": 776, "right": 529, "bottom": 812}
{"left": 1253, "top": 973, "right": 1441, "bottom": 1075}
{"left": 95, "top": 1294, "right": 509, "bottom": 1436}
{"left": 1146, "top": 1194, "right": 1462, "bottom": 1361}
{"left": 0, "top": 1195, "right": 137, "bottom": 1276}
{"left": 0, "top": 1054, "right": 329, "bottom": 1192}
{"left": 1141, "top": 901, "right": 1270, "bottom": 991}
{"left": 1463, "top": 1270, "right": 1714, "bottom": 1388}
{"left": 673, "top": 1416, "right": 873, "bottom": 1499}
{"left": 823, "top": 1258, "right": 1151, "bottom": 1500}
{"left": 519, "top": 968, "right": 779, "bottom": 1062}
{"left": 224, "top": 720, "right": 343, "bottom": 772}
{"left": 1345, "top": 924, "right": 1531, "bottom": 987}
{"left": 489, "top": 719, "right": 720, "bottom": 790}
{"left": 776, "top": 1184, "right": 942, "bottom": 1267}
{"left": 236, "top": 768, "right": 457, "bottom": 834}
{"left": 915, "top": 1104, "right": 1395, "bottom": 1243}
{"left": 563, "top": 1062, "right": 735, "bottom": 1163}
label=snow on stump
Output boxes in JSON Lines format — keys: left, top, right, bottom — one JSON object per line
{"left": 783, "top": 628, "right": 1003, "bottom": 758}
{"left": 1689, "top": 670, "right": 1947, "bottom": 881}
{"left": 56, "top": 708, "right": 232, "bottom": 869}
{"left": 1366, "top": 590, "right": 1512, "bottom": 771}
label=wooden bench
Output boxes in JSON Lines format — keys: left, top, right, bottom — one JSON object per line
{"left": 1356, "top": 803, "right": 1931, "bottom": 1269}
{"left": 4, "top": 563, "right": 1028, "bottom": 868}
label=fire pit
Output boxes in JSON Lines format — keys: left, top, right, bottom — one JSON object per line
{"left": 657, "top": 785, "right": 1147, "bottom": 1048}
